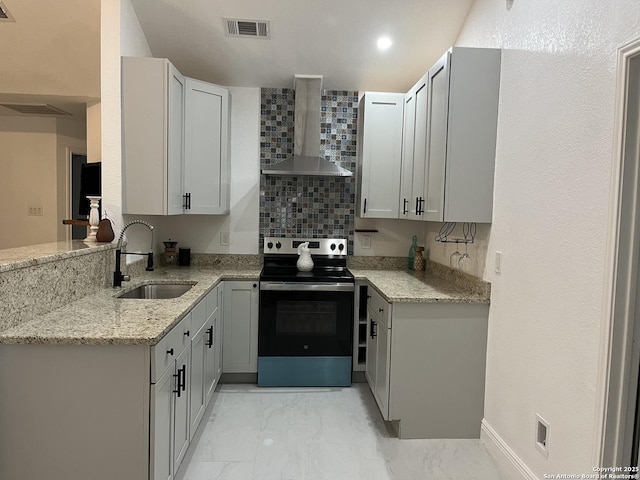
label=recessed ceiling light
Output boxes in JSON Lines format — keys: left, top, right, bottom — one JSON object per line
{"left": 377, "top": 36, "right": 392, "bottom": 51}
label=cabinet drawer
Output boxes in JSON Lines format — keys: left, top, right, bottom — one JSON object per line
{"left": 191, "top": 296, "right": 208, "bottom": 334}
{"left": 367, "top": 285, "right": 391, "bottom": 327}
{"left": 206, "top": 285, "right": 219, "bottom": 318}
{"left": 151, "top": 313, "right": 192, "bottom": 383}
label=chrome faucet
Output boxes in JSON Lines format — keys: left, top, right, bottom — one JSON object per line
{"left": 113, "top": 220, "right": 154, "bottom": 287}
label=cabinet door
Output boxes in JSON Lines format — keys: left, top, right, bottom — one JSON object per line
{"left": 173, "top": 347, "right": 191, "bottom": 475}
{"left": 410, "top": 80, "right": 428, "bottom": 221}
{"left": 122, "top": 57, "right": 184, "bottom": 215}
{"left": 184, "top": 79, "right": 230, "bottom": 214}
{"left": 150, "top": 366, "right": 174, "bottom": 480}
{"left": 214, "top": 286, "right": 224, "bottom": 381}
{"left": 167, "top": 63, "right": 186, "bottom": 215}
{"left": 189, "top": 321, "right": 207, "bottom": 441}
{"left": 374, "top": 313, "right": 391, "bottom": 420}
{"left": 365, "top": 306, "right": 378, "bottom": 392}
{"left": 204, "top": 314, "right": 216, "bottom": 407}
{"left": 222, "top": 281, "right": 259, "bottom": 373}
{"left": 424, "top": 51, "right": 451, "bottom": 222}
{"left": 399, "top": 91, "right": 416, "bottom": 219}
{"left": 443, "top": 48, "right": 500, "bottom": 223}
{"left": 358, "top": 93, "right": 405, "bottom": 219}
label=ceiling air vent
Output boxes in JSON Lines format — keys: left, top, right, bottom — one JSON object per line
{"left": 0, "top": 2, "right": 15, "bottom": 22}
{"left": 0, "top": 103, "right": 72, "bottom": 116}
{"left": 224, "top": 18, "right": 270, "bottom": 39}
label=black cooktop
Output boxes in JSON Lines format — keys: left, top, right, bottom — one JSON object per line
{"left": 260, "top": 264, "right": 354, "bottom": 283}
{"left": 260, "top": 237, "right": 353, "bottom": 283}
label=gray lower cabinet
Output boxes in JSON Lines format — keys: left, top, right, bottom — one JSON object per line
{"left": 150, "top": 307, "right": 192, "bottom": 480}
{"left": 0, "top": 344, "right": 151, "bottom": 480}
{"left": 151, "top": 359, "right": 175, "bottom": 480}
{"left": 150, "top": 284, "right": 223, "bottom": 480}
{"left": 365, "top": 288, "right": 392, "bottom": 419}
{"left": 364, "top": 285, "right": 489, "bottom": 439}
{"left": 0, "top": 286, "right": 223, "bottom": 480}
{"left": 222, "top": 281, "right": 259, "bottom": 373}
{"left": 190, "top": 301, "right": 208, "bottom": 441}
{"left": 172, "top": 344, "right": 191, "bottom": 473}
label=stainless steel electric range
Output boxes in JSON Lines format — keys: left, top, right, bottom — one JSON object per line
{"left": 258, "top": 237, "right": 354, "bottom": 387}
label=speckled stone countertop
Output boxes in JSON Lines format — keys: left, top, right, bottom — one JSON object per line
{"left": 349, "top": 269, "right": 491, "bottom": 304}
{"left": 0, "top": 255, "right": 488, "bottom": 345}
{"left": 0, "top": 240, "right": 115, "bottom": 273}
{"left": 0, "top": 266, "right": 260, "bottom": 346}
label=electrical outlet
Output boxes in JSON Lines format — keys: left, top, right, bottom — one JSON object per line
{"left": 536, "top": 414, "right": 550, "bottom": 457}
{"left": 495, "top": 251, "right": 502, "bottom": 274}
{"left": 220, "top": 231, "right": 229, "bottom": 246}
{"left": 362, "top": 235, "right": 371, "bottom": 249}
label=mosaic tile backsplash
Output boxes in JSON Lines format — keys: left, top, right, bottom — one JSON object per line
{"left": 260, "top": 88, "right": 358, "bottom": 253}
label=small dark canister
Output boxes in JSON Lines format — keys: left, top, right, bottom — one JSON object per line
{"left": 178, "top": 248, "right": 191, "bottom": 266}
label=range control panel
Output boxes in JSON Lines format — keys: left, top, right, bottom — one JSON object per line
{"left": 263, "top": 237, "right": 347, "bottom": 256}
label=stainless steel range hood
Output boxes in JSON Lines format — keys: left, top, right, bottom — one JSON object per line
{"left": 261, "top": 75, "right": 353, "bottom": 177}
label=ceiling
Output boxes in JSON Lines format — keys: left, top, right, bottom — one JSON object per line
{"left": 130, "top": 0, "right": 475, "bottom": 92}
{"left": 0, "top": 0, "right": 475, "bottom": 119}
{"left": 0, "top": 0, "right": 99, "bottom": 118}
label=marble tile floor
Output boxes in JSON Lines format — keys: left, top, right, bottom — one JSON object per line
{"left": 177, "top": 383, "right": 513, "bottom": 480}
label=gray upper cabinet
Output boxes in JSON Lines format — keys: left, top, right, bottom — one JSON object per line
{"left": 357, "top": 92, "right": 405, "bottom": 219}
{"left": 122, "top": 57, "right": 185, "bottom": 215}
{"left": 122, "top": 57, "right": 230, "bottom": 216}
{"left": 424, "top": 47, "right": 501, "bottom": 223}
{"left": 399, "top": 75, "right": 428, "bottom": 220}
{"left": 184, "top": 78, "right": 230, "bottom": 215}
{"left": 399, "top": 91, "right": 416, "bottom": 219}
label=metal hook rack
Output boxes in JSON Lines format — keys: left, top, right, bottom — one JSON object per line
{"left": 434, "top": 222, "right": 477, "bottom": 244}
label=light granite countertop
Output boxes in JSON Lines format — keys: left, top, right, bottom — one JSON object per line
{"left": 0, "top": 260, "right": 489, "bottom": 346}
{"left": 0, "top": 240, "right": 115, "bottom": 273}
{"left": 349, "top": 268, "right": 491, "bottom": 304}
{"left": 0, "top": 266, "right": 261, "bottom": 346}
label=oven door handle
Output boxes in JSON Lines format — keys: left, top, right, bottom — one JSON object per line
{"left": 259, "top": 282, "right": 355, "bottom": 292}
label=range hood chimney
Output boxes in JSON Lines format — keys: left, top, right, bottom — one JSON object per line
{"left": 261, "top": 75, "right": 353, "bottom": 177}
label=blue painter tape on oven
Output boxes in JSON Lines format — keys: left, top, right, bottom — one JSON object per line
{"left": 257, "top": 357, "right": 352, "bottom": 387}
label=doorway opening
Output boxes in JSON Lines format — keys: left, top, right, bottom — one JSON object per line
{"left": 599, "top": 38, "right": 640, "bottom": 468}
{"left": 69, "top": 152, "right": 88, "bottom": 240}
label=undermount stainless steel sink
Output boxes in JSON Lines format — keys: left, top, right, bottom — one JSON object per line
{"left": 117, "top": 283, "right": 195, "bottom": 299}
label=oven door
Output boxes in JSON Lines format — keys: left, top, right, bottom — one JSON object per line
{"left": 259, "top": 282, "right": 354, "bottom": 357}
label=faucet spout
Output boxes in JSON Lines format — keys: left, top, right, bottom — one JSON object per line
{"left": 113, "top": 220, "right": 155, "bottom": 287}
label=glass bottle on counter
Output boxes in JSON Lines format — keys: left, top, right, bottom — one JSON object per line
{"left": 408, "top": 235, "right": 417, "bottom": 270}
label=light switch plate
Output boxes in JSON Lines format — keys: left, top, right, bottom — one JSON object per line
{"left": 495, "top": 251, "right": 502, "bottom": 274}
{"left": 362, "top": 235, "right": 371, "bottom": 249}
{"left": 28, "top": 206, "right": 43, "bottom": 216}
{"left": 220, "top": 231, "right": 229, "bottom": 246}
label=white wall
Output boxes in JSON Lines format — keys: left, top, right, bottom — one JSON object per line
{"left": 86, "top": 102, "right": 102, "bottom": 163}
{"left": 0, "top": 116, "right": 86, "bottom": 249}
{"left": 101, "top": 0, "right": 153, "bottom": 251}
{"left": 353, "top": 217, "right": 427, "bottom": 257}
{"left": 455, "top": 0, "right": 640, "bottom": 476}
{"left": 0, "top": 1, "right": 100, "bottom": 99}
{"left": 426, "top": 222, "right": 489, "bottom": 279}
{"left": 153, "top": 87, "right": 260, "bottom": 254}
{"left": 0, "top": 117, "right": 57, "bottom": 249}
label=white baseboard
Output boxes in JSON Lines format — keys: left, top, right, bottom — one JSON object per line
{"left": 481, "top": 419, "right": 538, "bottom": 480}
